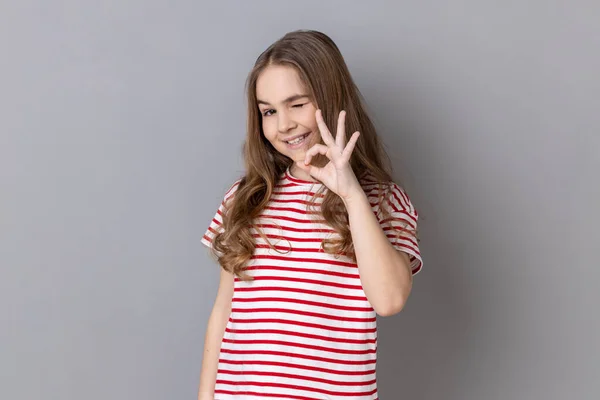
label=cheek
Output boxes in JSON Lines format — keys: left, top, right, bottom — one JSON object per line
{"left": 261, "top": 119, "right": 277, "bottom": 141}
{"left": 302, "top": 109, "right": 318, "bottom": 131}
{"left": 303, "top": 114, "right": 319, "bottom": 134}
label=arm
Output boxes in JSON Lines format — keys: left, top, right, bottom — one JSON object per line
{"left": 298, "top": 109, "right": 416, "bottom": 317}
{"left": 343, "top": 187, "right": 413, "bottom": 317}
{"left": 198, "top": 268, "right": 234, "bottom": 400}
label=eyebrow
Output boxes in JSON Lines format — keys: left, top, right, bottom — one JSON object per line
{"left": 257, "top": 94, "right": 309, "bottom": 106}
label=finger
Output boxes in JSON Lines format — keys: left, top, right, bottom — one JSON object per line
{"left": 315, "top": 109, "right": 336, "bottom": 147}
{"left": 304, "top": 143, "right": 329, "bottom": 165}
{"left": 336, "top": 110, "right": 346, "bottom": 148}
{"left": 342, "top": 131, "right": 360, "bottom": 160}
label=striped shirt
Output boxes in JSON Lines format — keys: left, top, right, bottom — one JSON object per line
{"left": 201, "top": 166, "right": 422, "bottom": 400}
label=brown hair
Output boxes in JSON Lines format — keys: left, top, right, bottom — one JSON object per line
{"left": 210, "top": 29, "right": 413, "bottom": 279}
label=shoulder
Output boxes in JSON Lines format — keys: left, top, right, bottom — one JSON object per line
{"left": 225, "top": 177, "right": 244, "bottom": 198}
{"left": 223, "top": 177, "right": 244, "bottom": 202}
{"left": 360, "top": 176, "right": 417, "bottom": 216}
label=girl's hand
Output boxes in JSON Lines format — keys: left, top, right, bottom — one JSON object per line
{"left": 295, "top": 109, "right": 362, "bottom": 202}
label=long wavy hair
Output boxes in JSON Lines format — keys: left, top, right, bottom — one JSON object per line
{"left": 211, "top": 30, "right": 412, "bottom": 279}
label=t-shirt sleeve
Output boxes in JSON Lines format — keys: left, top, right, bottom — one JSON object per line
{"left": 367, "top": 181, "right": 423, "bottom": 275}
{"left": 201, "top": 179, "right": 242, "bottom": 254}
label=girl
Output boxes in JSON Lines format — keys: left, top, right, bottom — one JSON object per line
{"left": 198, "top": 30, "right": 422, "bottom": 400}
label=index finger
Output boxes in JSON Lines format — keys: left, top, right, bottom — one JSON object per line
{"left": 315, "top": 109, "right": 336, "bottom": 146}
{"left": 336, "top": 110, "right": 346, "bottom": 148}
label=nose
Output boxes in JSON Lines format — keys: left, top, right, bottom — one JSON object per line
{"left": 277, "top": 110, "right": 296, "bottom": 133}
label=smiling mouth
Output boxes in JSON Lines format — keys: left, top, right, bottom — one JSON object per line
{"left": 285, "top": 133, "right": 310, "bottom": 145}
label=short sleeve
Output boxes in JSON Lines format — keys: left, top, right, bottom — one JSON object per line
{"left": 201, "top": 179, "right": 242, "bottom": 255}
{"left": 366, "top": 181, "right": 423, "bottom": 275}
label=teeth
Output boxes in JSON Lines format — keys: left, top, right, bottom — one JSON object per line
{"left": 287, "top": 134, "right": 307, "bottom": 145}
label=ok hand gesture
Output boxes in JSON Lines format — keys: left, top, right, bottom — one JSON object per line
{"left": 295, "top": 109, "right": 362, "bottom": 202}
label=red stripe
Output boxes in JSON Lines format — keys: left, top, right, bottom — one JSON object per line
{"left": 366, "top": 189, "right": 418, "bottom": 223}
{"left": 383, "top": 232, "right": 419, "bottom": 249}
{"left": 235, "top": 286, "right": 368, "bottom": 302}
{"left": 270, "top": 197, "right": 321, "bottom": 206}
{"left": 253, "top": 223, "right": 334, "bottom": 233}
{"left": 383, "top": 225, "right": 419, "bottom": 241}
{"left": 258, "top": 214, "right": 327, "bottom": 224}
{"left": 392, "top": 184, "right": 411, "bottom": 209}
{"left": 219, "top": 359, "right": 376, "bottom": 376}
{"left": 218, "top": 369, "right": 376, "bottom": 386}
{"left": 215, "top": 380, "right": 377, "bottom": 397}
{"left": 244, "top": 265, "right": 359, "bottom": 279}
{"left": 274, "top": 182, "right": 321, "bottom": 191}
{"left": 367, "top": 197, "right": 383, "bottom": 208}
{"left": 380, "top": 210, "right": 417, "bottom": 225}
{"left": 283, "top": 172, "right": 323, "bottom": 186}
{"left": 229, "top": 317, "right": 376, "bottom": 334}
{"left": 224, "top": 180, "right": 241, "bottom": 197}
{"left": 222, "top": 339, "right": 376, "bottom": 355}
{"left": 379, "top": 213, "right": 417, "bottom": 228}
{"left": 411, "top": 261, "right": 422, "bottom": 272}
{"left": 231, "top": 307, "right": 376, "bottom": 323}
{"left": 254, "top": 244, "right": 328, "bottom": 253}
{"left": 385, "top": 239, "right": 420, "bottom": 257}
{"left": 235, "top": 276, "right": 363, "bottom": 290}
{"left": 234, "top": 296, "right": 372, "bottom": 312}
{"left": 383, "top": 188, "right": 407, "bottom": 211}
{"left": 214, "top": 389, "right": 322, "bottom": 400}
{"left": 226, "top": 327, "right": 376, "bottom": 344}
{"left": 220, "top": 348, "right": 376, "bottom": 365}
{"left": 251, "top": 254, "right": 357, "bottom": 269}
{"left": 264, "top": 206, "right": 319, "bottom": 215}
{"left": 390, "top": 203, "right": 417, "bottom": 228}
{"left": 362, "top": 184, "right": 385, "bottom": 193}
{"left": 272, "top": 189, "right": 325, "bottom": 197}
{"left": 252, "top": 233, "right": 324, "bottom": 243}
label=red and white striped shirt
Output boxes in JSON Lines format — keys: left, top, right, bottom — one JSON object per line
{"left": 201, "top": 166, "right": 422, "bottom": 400}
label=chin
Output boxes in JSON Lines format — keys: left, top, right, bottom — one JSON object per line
{"left": 280, "top": 148, "right": 305, "bottom": 159}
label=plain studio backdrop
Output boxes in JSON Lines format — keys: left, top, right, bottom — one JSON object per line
{"left": 1, "top": 1, "right": 599, "bottom": 399}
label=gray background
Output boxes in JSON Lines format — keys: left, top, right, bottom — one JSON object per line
{"left": 2, "top": 1, "right": 598, "bottom": 399}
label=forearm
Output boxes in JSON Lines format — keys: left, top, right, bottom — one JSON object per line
{"left": 198, "top": 307, "right": 230, "bottom": 400}
{"left": 343, "top": 187, "right": 413, "bottom": 316}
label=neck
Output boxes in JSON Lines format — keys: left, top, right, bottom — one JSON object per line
{"left": 289, "top": 163, "right": 318, "bottom": 182}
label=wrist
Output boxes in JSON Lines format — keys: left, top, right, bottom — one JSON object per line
{"left": 342, "top": 185, "right": 367, "bottom": 209}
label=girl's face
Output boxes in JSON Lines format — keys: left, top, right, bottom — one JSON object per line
{"left": 256, "top": 65, "right": 320, "bottom": 164}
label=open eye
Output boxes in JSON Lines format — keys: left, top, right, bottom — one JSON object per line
{"left": 262, "top": 109, "right": 276, "bottom": 117}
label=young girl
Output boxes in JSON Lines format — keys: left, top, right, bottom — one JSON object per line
{"left": 198, "top": 30, "right": 422, "bottom": 400}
